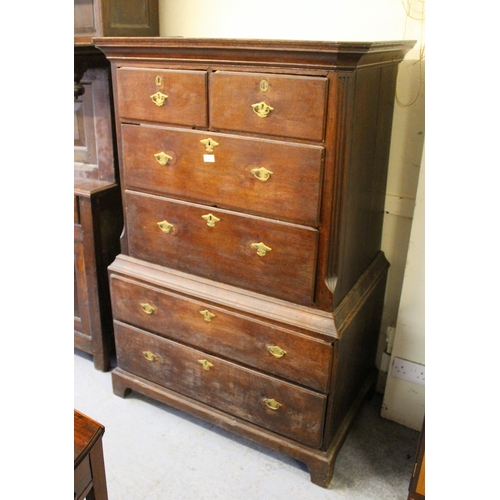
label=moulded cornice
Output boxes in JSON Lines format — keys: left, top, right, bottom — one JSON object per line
{"left": 93, "top": 37, "right": 416, "bottom": 71}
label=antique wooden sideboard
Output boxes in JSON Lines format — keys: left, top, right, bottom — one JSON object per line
{"left": 93, "top": 37, "right": 414, "bottom": 485}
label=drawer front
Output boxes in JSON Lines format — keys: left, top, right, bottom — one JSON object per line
{"left": 114, "top": 321, "right": 326, "bottom": 447}
{"left": 116, "top": 68, "right": 208, "bottom": 127}
{"left": 209, "top": 71, "right": 328, "bottom": 141}
{"left": 125, "top": 190, "right": 318, "bottom": 305}
{"left": 110, "top": 276, "right": 332, "bottom": 392}
{"left": 121, "top": 124, "right": 324, "bottom": 226}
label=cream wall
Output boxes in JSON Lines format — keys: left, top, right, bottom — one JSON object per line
{"left": 159, "top": 0, "right": 406, "bottom": 41}
{"left": 157, "top": 0, "right": 425, "bottom": 429}
{"left": 381, "top": 148, "right": 425, "bottom": 430}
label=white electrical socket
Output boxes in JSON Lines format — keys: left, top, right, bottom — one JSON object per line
{"left": 391, "top": 357, "right": 425, "bottom": 386}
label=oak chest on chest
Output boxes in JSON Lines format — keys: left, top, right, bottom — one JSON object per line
{"left": 94, "top": 37, "right": 414, "bottom": 487}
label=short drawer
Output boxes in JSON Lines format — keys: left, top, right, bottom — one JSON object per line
{"left": 125, "top": 190, "right": 318, "bottom": 306}
{"left": 209, "top": 71, "right": 328, "bottom": 141}
{"left": 110, "top": 275, "right": 332, "bottom": 392}
{"left": 114, "top": 321, "right": 326, "bottom": 448}
{"left": 116, "top": 68, "right": 207, "bottom": 127}
{"left": 121, "top": 123, "right": 324, "bottom": 226}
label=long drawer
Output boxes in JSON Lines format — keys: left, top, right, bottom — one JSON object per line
{"left": 110, "top": 275, "right": 332, "bottom": 392}
{"left": 209, "top": 71, "right": 328, "bottom": 141}
{"left": 116, "top": 68, "right": 208, "bottom": 127}
{"left": 114, "top": 320, "right": 327, "bottom": 447}
{"left": 121, "top": 124, "right": 324, "bottom": 226}
{"left": 125, "top": 190, "right": 318, "bottom": 305}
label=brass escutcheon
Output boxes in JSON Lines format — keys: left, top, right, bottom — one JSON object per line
{"left": 198, "top": 359, "right": 214, "bottom": 371}
{"left": 251, "top": 242, "right": 272, "bottom": 257}
{"left": 150, "top": 91, "right": 168, "bottom": 106}
{"left": 266, "top": 345, "right": 287, "bottom": 359}
{"left": 157, "top": 220, "right": 174, "bottom": 233}
{"left": 202, "top": 213, "right": 220, "bottom": 227}
{"left": 259, "top": 79, "right": 269, "bottom": 92}
{"left": 200, "top": 138, "right": 219, "bottom": 153}
{"left": 154, "top": 152, "right": 173, "bottom": 166}
{"left": 199, "top": 309, "right": 216, "bottom": 322}
{"left": 155, "top": 75, "right": 163, "bottom": 87}
{"left": 251, "top": 167, "right": 273, "bottom": 182}
{"left": 143, "top": 350, "right": 158, "bottom": 362}
{"left": 263, "top": 398, "right": 282, "bottom": 411}
{"left": 252, "top": 101, "right": 274, "bottom": 118}
{"left": 140, "top": 303, "right": 156, "bottom": 315}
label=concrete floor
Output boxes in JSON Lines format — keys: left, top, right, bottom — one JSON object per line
{"left": 74, "top": 350, "right": 419, "bottom": 499}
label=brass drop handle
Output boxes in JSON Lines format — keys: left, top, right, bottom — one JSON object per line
{"left": 157, "top": 220, "right": 174, "bottom": 233}
{"left": 140, "top": 303, "right": 156, "bottom": 315}
{"left": 263, "top": 398, "right": 282, "bottom": 411}
{"left": 199, "top": 309, "right": 216, "bottom": 322}
{"left": 266, "top": 345, "right": 287, "bottom": 359}
{"left": 154, "top": 152, "right": 173, "bottom": 166}
{"left": 251, "top": 167, "right": 273, "bottom": 182}
{"left": 252, "top": 101, "right": 274, "bottom": 118}
{"left": 150, "top": 91, "right": 168, "bottom": 106}
{"left": 251, "top": 242, "right": 272, "bottom": 257}
{"left": 198, "top": 359, "right": 214, "bottom": 371}
{"left": 143, "top": 350, "right": 158, "bottom": 362}
{"left": 200, "top": 138, "right": 219, "bottom": 153}
{"left": 202, "top": 214, "right": 220, "bottom": 227}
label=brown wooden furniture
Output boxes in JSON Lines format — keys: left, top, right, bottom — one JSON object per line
{"left": 94, "top": 37, "right": 415, "bottom": 487}
{"left": 408, "top": 419, "right": 425, "bottom": 499}
{"left": 74, "top": 45, "right": 123, "bottom": 371}
{"left": 74, "top": 410, "right": 108, "bottom": 500}
{"left": 74, "top": 0, "right": 159, "bottom": 369}
{"left": 74, "top": 0, "right": 159, "bottom": 44}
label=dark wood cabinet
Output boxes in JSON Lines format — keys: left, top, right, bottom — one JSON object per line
{"left": 74, "top": 178, "right": 122, "bottom": 371}
{"left": 74, "top": 45, "right": 123, "bottom": 371}
{"left": 74, "top": 0, "right": 159, "bottom": 44}
{"left": 73, "top": 0, "right": 159, "bottom": 370}
{"left": 94, "top": 37, "right": 414, "bottom": 485}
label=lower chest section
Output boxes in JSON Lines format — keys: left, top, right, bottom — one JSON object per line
{"left": 109, "top": 269, "right": 335, "bottom": 449}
